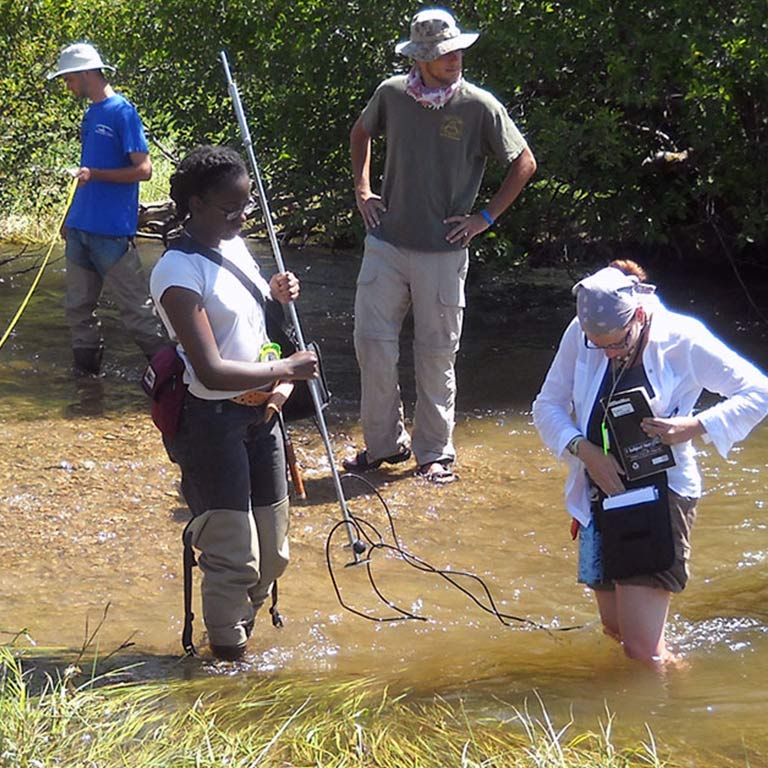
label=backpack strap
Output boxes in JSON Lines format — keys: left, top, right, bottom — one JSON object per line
{"left": 170, "top": 232, "right": 267, "bottom": 307}
{"left": 169, "top": 232, "right": 294, "bottom": 354}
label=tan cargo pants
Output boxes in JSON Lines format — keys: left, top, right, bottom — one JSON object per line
{"left": 353, "top": 235, "right": 469, "bottom": 466}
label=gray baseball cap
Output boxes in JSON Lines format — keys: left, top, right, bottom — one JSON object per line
{"left": 47, "top": 43, "right": 115, "bottom": 80}
{"left": 395, "top": 8, "right": 479, "bottom": 62}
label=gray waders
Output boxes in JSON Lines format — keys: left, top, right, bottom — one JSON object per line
{"left": 181, "top": 499, "right": 289, "bottom": 657}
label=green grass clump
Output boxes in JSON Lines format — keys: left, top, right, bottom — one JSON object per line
{"left": 0, "top": 646, "right": 674, "bottom": 768}
{"left": 139, "top": 151, "right": 177, "bottom": 206}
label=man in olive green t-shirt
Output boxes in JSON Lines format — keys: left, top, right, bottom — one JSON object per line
{"left": 344, "top": 7, "right": 537, "bottom": 483}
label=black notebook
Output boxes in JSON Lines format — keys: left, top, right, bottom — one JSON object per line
{"left": 600, "top": 387, "right": 676, "bottom": 481}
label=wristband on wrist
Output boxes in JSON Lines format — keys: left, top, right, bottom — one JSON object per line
{"left": 566, "top": 435, "right": 585, "bottom": 457}
{"left": 479, "top": 208, "right": 495, "bottom": 226}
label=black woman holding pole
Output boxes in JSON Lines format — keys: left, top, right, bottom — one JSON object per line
{"left": 150, "top": 145, "right": 317, "bottom": 660}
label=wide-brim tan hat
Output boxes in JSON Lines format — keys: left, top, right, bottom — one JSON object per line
{"left": 47, "top": 42, "right": 116, "bottom": 80}
{"left": 395, "top": 8, "right": 479, "bottom": 62}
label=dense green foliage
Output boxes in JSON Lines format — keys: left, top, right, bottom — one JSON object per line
{"left": 1, "top": 0, "right": 766, "bottom": 265}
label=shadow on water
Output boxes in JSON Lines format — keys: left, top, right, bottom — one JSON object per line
{"left": 2, "top": 240, "right": 768, "bottom": 766}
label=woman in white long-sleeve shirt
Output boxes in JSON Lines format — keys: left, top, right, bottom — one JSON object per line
{"left": 533, "top": 260, "right": 768, "bottom": 664}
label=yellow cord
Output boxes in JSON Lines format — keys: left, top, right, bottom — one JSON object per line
{"left": 0, "top": 176, "right": 79, "bottom": 350}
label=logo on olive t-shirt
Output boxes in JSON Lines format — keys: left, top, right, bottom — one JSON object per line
{"left": 440, "top": 115, "right": 464, "bottom": 141}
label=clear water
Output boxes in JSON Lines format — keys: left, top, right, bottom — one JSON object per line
{"left": 1, "top": 241, "right": 767, "bottom": 766}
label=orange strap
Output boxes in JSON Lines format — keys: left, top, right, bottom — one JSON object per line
{"left": 230, "top": 389, "right": 272, "bottom": 407}
{"left": 231, "top": 380, "right": 295, "bottom": 411}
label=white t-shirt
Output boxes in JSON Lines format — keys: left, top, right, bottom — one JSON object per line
{"left": 150, "top": 235, "right": 272, "bottom": 400}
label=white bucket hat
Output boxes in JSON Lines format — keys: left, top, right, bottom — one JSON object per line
{"left": 47, "top": 43, "right": 115, "bottom": 80}
{"left": 395, "top": 8, "right": 479, "bottom": 62}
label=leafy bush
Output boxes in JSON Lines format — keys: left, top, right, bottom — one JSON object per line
{"left": 1, "top": 0, "right": 766, "bottom": 265}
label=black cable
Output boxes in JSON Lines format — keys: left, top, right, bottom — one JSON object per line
{"left": 325, "top": 472, "right": 584, "bottom": 633}
{"left": 324, "top": 517, "right": 426, "bottom": 623}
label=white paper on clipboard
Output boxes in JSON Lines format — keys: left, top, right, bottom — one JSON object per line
{"left": 602, "top": 485, "right": 659, "bottom": 511}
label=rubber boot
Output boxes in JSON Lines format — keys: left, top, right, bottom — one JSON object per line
{"left": 72, "top": 345, "right": 104, "bottom": 377}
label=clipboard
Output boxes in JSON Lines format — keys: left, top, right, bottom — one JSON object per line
{"left": 602, "top": 484, "right": 658, "bottom": 510}
{"left": 600, "top": 387, "right": 675, "bottom": 481}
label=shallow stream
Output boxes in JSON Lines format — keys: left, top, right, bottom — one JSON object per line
{"left": 1, "top": 241, "right": 767, "bottom": 766}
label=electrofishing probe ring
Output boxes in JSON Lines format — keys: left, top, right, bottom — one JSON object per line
{"left": 331, "top": 472, "right": 586, "bottom": 633}
{"left": 325, "top": 517, "right": 426, "bottom": 623}
{"left": 340, "top": 472, "right": 407, "bottom": 548}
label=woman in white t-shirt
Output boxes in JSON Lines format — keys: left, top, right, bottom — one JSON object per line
{"left": 150, "top": 145, "right": 317, "bottom": 660}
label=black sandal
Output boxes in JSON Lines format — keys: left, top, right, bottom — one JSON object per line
{"left": 342, "top": 448, "right": 411, "bottom": 472}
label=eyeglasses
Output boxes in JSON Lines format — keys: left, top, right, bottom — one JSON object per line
{"left": 206, "top": 196, "right": 258, "bottom": 221}
{"left": 583, "top": 323, "right": 634, "bottom": 351}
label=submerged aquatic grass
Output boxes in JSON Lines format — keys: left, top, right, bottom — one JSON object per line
{"left": 0, "top": 646, "right": 673, "bottom": 768}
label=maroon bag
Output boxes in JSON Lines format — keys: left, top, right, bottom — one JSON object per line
{"left": 141, "top": 346, "right": 187, "bottom": 438}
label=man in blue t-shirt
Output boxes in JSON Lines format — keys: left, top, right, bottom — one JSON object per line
{"left": 47, "top": 42, "right": 165, "bottom": 375}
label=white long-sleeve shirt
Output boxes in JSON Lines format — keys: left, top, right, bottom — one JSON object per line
{"left": 532, "top": 294, "right": 768, "bottom": 525}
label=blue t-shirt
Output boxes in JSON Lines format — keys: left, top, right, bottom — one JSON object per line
{"left": 66, "top": 93, "right": 149, "bottom": 237}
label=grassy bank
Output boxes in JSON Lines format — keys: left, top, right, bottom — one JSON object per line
{"left": 0, "top": 153, "right": 176, "bottom": 245}
{"left": 0, "top": 646, "right": 672, "bottom": 768}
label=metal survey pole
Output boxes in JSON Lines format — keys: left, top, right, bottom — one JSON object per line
{"left": 220, "top": 50, "right": 366, "bottom": 563}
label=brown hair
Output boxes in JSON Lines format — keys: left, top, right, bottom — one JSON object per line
{"left": 608, "top": 259, "right": 647, "bottom": 283}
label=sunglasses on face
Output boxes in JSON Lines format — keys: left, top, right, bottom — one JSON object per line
{"left": 584, "top": 322, "right": 635, "bottom": 351}
{"left": 206, "top": 196, "right": 258, "bottom": 221}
